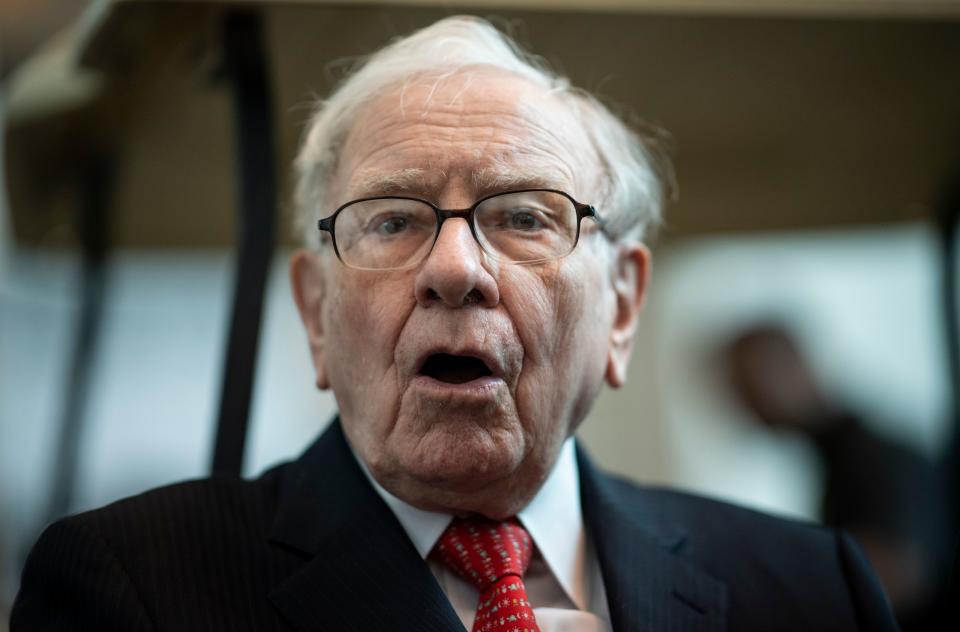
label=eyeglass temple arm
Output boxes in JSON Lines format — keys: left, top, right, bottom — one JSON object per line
{"left": 579, "top": 203, "right": 611, "bottom": 235}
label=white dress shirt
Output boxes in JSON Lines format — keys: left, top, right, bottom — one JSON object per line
{"left": 356, "top": 438, "right": 612, "bottom": 631}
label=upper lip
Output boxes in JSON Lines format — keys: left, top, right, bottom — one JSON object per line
{"left": 414, "top": 346, "right": 505, "bottom": 380}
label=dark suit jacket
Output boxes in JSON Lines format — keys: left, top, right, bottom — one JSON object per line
{"left": 12, "top": 420, "right": 897, "bottom": 631}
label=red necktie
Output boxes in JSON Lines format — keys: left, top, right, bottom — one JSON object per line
{"left": 435, "top": 517, "right": 542, "bottom": 632}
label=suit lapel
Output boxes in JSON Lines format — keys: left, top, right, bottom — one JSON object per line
{"left": 267, "top": 420, "right": 464, "bottom": 632}
{"left": 578, "top": 447, "right": 728, "bottom": 632}
{"left": 265, "top": 421, "right": 727, "bottom": 631}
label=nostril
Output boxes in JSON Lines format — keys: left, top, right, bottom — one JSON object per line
{"left": 420, "top": 287, "right": 484, "bottom": 306}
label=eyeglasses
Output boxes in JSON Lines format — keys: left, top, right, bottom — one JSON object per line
{"left": 317, "top": 189, "right": 602, "bottom": 271}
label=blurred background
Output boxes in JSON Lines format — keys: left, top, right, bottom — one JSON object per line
{"left": 2, "top": 0, "right": 959, "bottom": 629}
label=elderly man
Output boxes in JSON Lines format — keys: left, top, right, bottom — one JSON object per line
{"left": 13, "top": 16, "right": 896, "bottom": 632}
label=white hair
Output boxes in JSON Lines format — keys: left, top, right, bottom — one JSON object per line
{"left": 293, "top": 15, "right": 672, "bottom": 249}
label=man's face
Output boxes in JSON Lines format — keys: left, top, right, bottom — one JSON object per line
{"left": 292, "top": 69, "right": 648, "bottom": 518}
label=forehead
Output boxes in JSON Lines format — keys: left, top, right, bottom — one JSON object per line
{"left": 336, "top": 69, "right": 600, "bottom": 201}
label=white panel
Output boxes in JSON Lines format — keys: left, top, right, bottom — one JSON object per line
{"left": 0, "top": 250, "right": 80, "bottom": 603}
{"left": 73, "top": 251, "right": 232, "bottom": 510}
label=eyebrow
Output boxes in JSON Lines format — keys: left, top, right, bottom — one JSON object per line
{"left": 348, "top": 163, "right": 571, "bottom": 202}
{"left": 471, "top": 167, "right": 564, "bottom": 196}
{"left": 349, "top": 168, "right": 433, "bottom": 197}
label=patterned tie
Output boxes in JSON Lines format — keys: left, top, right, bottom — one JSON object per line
{"left": 435, "top": 517, "right": 542, "bottom": 632}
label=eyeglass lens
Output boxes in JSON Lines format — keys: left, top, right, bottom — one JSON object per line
{"left": 333, "top": 191, "right": 579, "bottom": 270}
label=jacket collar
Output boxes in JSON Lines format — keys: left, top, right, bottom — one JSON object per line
{"left": 577, "top": 444, "right": 728, "bottom": 632}
{"left": 267, "top": 420, "right": 464, "bottom": 631}
{"left": 266, "top": 420, "right": 727, "bottom": 631}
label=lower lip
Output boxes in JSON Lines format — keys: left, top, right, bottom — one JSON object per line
{"left": 411, "top": 374, "right": 504, "bottom": 398}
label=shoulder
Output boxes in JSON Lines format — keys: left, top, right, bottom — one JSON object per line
{"left": 597, "top": 469, "right": 832, "bottom": 544}
{"left": 12, "top": 462, "right": 299, "bottom": 630}
{"left": 610, "top": 473, "right": 860, "bottom": 573}
{"left": 54, "top": 461, "right": 298, "bottom": 580}
{"left": 642, "top": 484, "right": 853, "bottom": 583}
{"left": 595, "top": 474, "right": 897, "bottom": 630}
{"left": 635, "top": 482, "right": 832, "bottom": 551}
{"left": 61, "top": 462, "right": 289, "bottom": 544}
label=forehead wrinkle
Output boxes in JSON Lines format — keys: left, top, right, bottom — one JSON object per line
{"left": 510, "top": 100, "right": 599, "bottom": 195}
{"left": 395, "top": 72, "right": 477, "bottom": 124}
{"left": 487, "top": 140, "right": 581, "bottom": 194}
{"left": 343, "top": 78, "right": 595, "bottom": 204}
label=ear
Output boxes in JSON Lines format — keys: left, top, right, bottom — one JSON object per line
{"left": 605, "top": 243, "right": 651, "bottom": 388}
{"left": 290, "top": 249, "right": 330, "bottom": 390}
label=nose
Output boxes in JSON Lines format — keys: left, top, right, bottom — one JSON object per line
{"left": 414, "top": 218, "right": 500, "bottom": 308}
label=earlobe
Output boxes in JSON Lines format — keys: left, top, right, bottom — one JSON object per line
{"left": 290, "top": 250, "right": 330, "bottom": 390}
{"left": 605, "top": 243, "right": 651, "bottom": 388}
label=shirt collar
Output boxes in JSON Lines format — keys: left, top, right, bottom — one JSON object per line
{"left": 353, "top": 437, "right": 588, "bottom": 610}
{"left": 517, "top": 437, "right": 588, "bottom": 610}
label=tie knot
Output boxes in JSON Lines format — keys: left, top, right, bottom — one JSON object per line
{"left": 436, "top": 517, "right": 533, "bottom": 593}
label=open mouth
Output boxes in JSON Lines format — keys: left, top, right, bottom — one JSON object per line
{"left": 419, "top": 353, "right": 493, "bottom": 384}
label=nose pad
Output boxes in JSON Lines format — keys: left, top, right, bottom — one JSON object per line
{"left": 414, "top": 219, "right": 499, "bottom": 307}
{"left": 434, "top": 217, "right": 481, "bottom": 257}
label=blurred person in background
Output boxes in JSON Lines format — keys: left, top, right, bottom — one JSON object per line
{"left": 724, "top": 323, "right": 950, "bottom": 630}
{"left": 12, "top": 16, "right": 897, "bottom": 631}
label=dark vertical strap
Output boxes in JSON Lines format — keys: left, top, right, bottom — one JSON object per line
{"left": 211, "top": 9, "right": 277, "bottom": 476}
{"left": 938, "top": 166, "right": 960, "bottom": 629}
{"left": 44, "top": 154, "right": 113, "bottom": 525}
{"left": 938, "top": 175, "right": 960, "bottom": 486}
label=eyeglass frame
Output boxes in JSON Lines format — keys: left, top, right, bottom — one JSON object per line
{"left": 316, "top": 188, "right": 604, "bottom": 270}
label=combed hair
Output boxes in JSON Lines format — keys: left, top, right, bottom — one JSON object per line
{"left": 293, "top": 15, "right": 672, "bottom": 249}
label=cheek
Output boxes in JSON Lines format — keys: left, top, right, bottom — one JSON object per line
{"left": 323, "top": 272, "right": 414, "bottom": 403}
{"left": 550, "top": 276, "right": 610, "bottom": 390}
{"left": 506, "top": 263, "right": 611, "bottom": 427}
{"left": 508, "top": 264, "right": 604, "bottom": 364}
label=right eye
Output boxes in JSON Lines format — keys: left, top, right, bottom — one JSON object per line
{"left": 375, "top": 216, "right": 408, "bottom": 235}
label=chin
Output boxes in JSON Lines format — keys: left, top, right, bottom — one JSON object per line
{"left": 406, "top": 420, "right": 525, "bottom": 486}
{"left": 385, "top": 394, "right": 525, "bottom": 476}
{"left": 365, "top": 421, "right": 532, "bottom": 514}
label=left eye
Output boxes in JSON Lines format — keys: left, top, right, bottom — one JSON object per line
{"left": 505, "top": 209, "right": 543, "bottom": 231}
